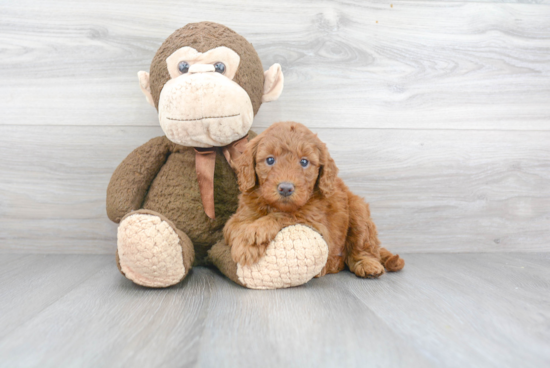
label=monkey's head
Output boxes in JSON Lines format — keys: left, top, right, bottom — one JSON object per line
{"left": 138, "top": 22, "right": 284, "bottom": 148}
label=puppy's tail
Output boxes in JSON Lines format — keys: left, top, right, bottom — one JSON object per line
{"left": 379, "top": 247, "right": 405, "bottom": 272}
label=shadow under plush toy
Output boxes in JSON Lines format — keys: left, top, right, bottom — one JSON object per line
{"left": 106, "top": 22, "right": 328, "bottom": 289}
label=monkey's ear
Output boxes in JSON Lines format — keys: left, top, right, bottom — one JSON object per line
{"left": 137, "top": 71, "right": 155, "bottom": 108}
{"left": 262, "top": 63, "right": 284, "bottom": 103}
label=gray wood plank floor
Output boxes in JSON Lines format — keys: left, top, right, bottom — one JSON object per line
{"left": 0, "top": 253, "right": 548, "bottom": 368}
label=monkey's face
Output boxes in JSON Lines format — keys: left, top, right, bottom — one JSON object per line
{"left": 137, "top": 23, "right": 284, "bottom": 148}
{"left": 157, "top": 46, "right": 253, "bottom": 147}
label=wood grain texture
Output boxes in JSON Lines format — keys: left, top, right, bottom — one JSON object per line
{"left": 340, "top": 252, "right": 550, "bottom": 367}
{"left": 423, "top": 0, "right": 550, "bottom": 3}
{"left": 1, "top": 0, "right": 549, "bottom": 130}
{"left": 0, "top": 255, "right": 215, "bottom": 367}
{"left": 0, "top": 253, "right": 548, "bottom": 368}
{"left": 0, "top": 255, "right": 108, "bottom": 340}
{"left": 1, "top": 125, "right": 548, "bottom": 253}
{"left": 1, "top": 0, "right": 549, "bottom": 254}
{"left": 195, "top": 270, "right": 431, "bottom": 367}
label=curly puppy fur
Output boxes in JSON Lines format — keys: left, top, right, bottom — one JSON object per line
{"left": 224, "top": 122, "right": 404, "bottom": 278}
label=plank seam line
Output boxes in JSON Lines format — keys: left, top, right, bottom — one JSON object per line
{"left": 0, "top": 258, "right": 112, "bottom": 344}
{"left": 2, "top": 124, "right": 550, "bottom": 133}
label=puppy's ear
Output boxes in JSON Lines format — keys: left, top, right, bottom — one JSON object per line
{"left": 235, "top": 135, "right": 261, "bottom": 193}
{"left": 316, "top": 141, "right": 338, "bottom": 197}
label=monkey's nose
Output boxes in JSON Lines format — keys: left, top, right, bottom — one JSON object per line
{"left": 277, "top": 182, "right": 295, "bottom": 197}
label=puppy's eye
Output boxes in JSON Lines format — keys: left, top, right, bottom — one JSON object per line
{"left": 300, "top": 158, "right": 309, "bottom": 168}
{"left": 178, "top": 61, "right": 190, "bottom": 74}
{"left": 266, "top": 157, "right": 275, "bottom": 166}
{"left": 214, "top": 62, "right": 226, "bottom": 74}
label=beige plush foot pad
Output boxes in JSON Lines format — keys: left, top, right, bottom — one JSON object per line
{"left": 117, "top": 213, "right": 185, "bottom": 288}
{"left": 237, "top": 225, "right": 329, "bottom": 290}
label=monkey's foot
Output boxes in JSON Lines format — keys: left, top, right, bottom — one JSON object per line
{"left": 210, "top": 225, "right": 328, "bottom": 290}
{"left": 116, "top": 210, "right": 194, "bottom": 288}
{"left": 238, "top": 225, "right": 328, "bottom": 289}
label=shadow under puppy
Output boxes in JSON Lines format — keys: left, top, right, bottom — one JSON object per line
{"left": 224, "top": 121, "right": 404, "bottom": 278}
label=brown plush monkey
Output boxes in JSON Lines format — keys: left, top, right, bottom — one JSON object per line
{"left": 107, "top": 22, "right": 328, "bottom": 289}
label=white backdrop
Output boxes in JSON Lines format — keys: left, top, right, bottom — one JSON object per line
{"left": 1, "top": 0, "right": 549, "bottom": 253}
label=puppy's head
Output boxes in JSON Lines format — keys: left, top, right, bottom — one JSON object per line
{"left": 236, "top": 121, "right": 338, "bottom": 212}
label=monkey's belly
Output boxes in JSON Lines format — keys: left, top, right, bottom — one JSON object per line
{"left": 142, "top": 150, "right": 240, "bottom": 262}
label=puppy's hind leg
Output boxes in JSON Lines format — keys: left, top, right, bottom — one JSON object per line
{"left": 345, "top": 193, "right": 405, "bottom": 278}
{"left": 380, "top": 247, "right": 405, "bottom": 272}
{"left": 348, "top": 247, "right": 404, "bottom": 277}
{"left": 347, "top": 253, "right": 385, "bottom": 279}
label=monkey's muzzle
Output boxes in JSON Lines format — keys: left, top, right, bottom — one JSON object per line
{"left": 158, "top": 72, "right": 254, "bottom": 148}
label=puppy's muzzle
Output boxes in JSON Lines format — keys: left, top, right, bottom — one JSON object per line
{"left": 277, "top": 182, "right": 295, "bottom": 197}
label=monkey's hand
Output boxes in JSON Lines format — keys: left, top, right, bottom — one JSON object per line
{"left": 106, "top": 136, "right": 171, "bottom": 223}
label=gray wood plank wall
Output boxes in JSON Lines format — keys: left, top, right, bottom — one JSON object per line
{"left": 1, "top": 0, "right": 549, "bottom": 253}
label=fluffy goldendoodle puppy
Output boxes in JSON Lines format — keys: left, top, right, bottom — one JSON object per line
{"left": 224, "top": 121, "right": 405, "bottom": 278}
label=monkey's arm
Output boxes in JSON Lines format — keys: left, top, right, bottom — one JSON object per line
{"left": 106, "top": 136, "right": 172, "bottom": 223}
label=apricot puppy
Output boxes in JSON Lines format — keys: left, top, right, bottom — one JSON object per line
{"left": 224, "top": 122, "right": 404, "bottom": 278}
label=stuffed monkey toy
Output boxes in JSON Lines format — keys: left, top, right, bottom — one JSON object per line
{"left": 106, "top": 22, "right": 328, "bottom": 289}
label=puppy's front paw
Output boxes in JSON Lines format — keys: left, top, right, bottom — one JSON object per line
{"left": 247, "top": 219, "right": 281, "bottom": 248}
{"left": 231, "top": 241, "right": 268, "bottom": 266}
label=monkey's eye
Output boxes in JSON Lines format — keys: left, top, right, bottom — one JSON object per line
{"left": 266, "top": 157, "right": 275, "bottom": 166}
{"left": 300, "top": 159, "right": 309, "bottom": 168}
{"left": 178, "top": 61, "right": 190, "bottom": 74}
{"left": 214, "top": 62, "right": 226, "bottom": 74}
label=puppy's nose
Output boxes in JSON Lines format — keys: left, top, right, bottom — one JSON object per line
{"left": 277, "top": 182, "right": 295, "bottom": 197}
